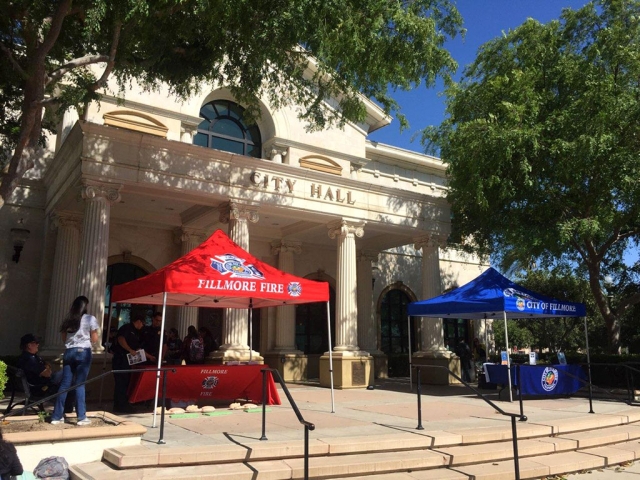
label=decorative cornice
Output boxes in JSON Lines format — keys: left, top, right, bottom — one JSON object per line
{"left": 327, "top": 219, "right": 365, "bottom": 240}
{"left": 414, "top": 232, "right": 447, "bottom": 250}
{"left": 80, "top": 181, "right": 122, "bottom": 204}
{"left": 218, "top": 201, "right": 259, "bottom": 224}
{"left": 174, "top": 227, "right": 206, "bottom": 245}
{"left": 270, "top": 240, "right": 302, "bottom": 256}
{"left": 357, "top": 250, "right": 379, "bottom": 263}
{"left": 50, "top": 212, "right": 82, "bottom": 231}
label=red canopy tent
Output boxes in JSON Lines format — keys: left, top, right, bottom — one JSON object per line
{"left": 111, "top": 229, "right": 329, "bottom": 307}
{"left": 106, "top": 229, "right": 333, "bottom": 423}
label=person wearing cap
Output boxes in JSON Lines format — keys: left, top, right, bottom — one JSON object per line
{"left": 17, "top": 333, "right": 62, "bottom": 396}
{"left": 111, "top": 315, "right": 145, "bottom": 413}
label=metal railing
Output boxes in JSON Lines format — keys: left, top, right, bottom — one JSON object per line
{"left": 0, "top": 367, "right": 176, "bottom": 444}
{"left": 413, "top": 365, "right": 526, "bottom": 480}
{"left": 260, "top": 368, "right": 315, "bottom": 480}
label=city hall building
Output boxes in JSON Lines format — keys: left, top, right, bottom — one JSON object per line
{"left": 0, "top": 78, "right": 489, "bottom": 387}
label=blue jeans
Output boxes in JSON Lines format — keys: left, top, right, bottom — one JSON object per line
{"left": 52, "top": 347, "right": 92, "bottom": 421}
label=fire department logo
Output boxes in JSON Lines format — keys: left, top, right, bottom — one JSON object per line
{"left": 210, "top": 254, "right": 264, "bottom": 279}
{"left": 541, "top": 367, "right": 559, "bottom": 392}
{"left": 287, "top": 282, "right": 302, "bottom": 297}
{"left": 202, "top": 376, "right": 219, "bottom": 389}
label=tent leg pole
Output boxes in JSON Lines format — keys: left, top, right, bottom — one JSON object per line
{"left": 99, "top": 302, "right": 114, "bottom": 407}
{"left": 408, "top": 315, "right": 413, "bottom": 392}
{"left": 249, "top": 304, "right": 253, "bottom": 363}
{"left": 152, "top": 293, "right": 168, "bottom": 428}
{"left": 583, "top": 316, "right": 594, "bottom": 413}
{"left": 504, "top": 312, "right": 513, "bottom": 403}
{"left": 327, "top": 301, "right": 334, "bottom": 413}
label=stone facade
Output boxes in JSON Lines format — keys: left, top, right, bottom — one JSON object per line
{"left": 0, "top": 77, "right": 489, "bottom": 386}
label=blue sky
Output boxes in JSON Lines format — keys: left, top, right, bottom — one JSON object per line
{"left": 369, "top": 0, "right": 638, "bottom": 268}
{"left": 368, "top": 0, "right": 590, "bottom": 152}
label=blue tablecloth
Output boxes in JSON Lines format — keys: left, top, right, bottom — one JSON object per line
{"left": 484, "top": 364, "right": 586, "bottom": 396}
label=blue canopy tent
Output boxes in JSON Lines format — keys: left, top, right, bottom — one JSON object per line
{"left": 407, "top": 268, "right": 588, "bottom": 401}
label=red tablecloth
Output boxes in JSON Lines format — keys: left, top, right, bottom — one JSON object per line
{"left": 128, "top": 365, "right": 281, "bottom": 405}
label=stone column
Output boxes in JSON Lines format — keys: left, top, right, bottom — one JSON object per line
{"left": 41, "top": 213, "right": 82, "bottom": 355}
{"left": 414, "top": 233, "right": 447, "bottom": 354}
{"left": 76, "top": 182, "right": 122, "bottom": 352}
{"left": 271, "top": 240, "right": 302, "bottom": 352}
{"left": 356, "top": 250, "right": 379, "bottom": 354}
{"left": 320, "top": 219, "right": 373, "bottom": 388}
{"left": 216, "top": 201, "right": 261, "bottom": 361}
{"left": 175, "top": 227, "right": 206, "bottom": 338}
{"left": 328, "top": 219, "right": 364, "bottom": 352}
{"left": 412, "top": 232, "right": 454, "bottom": 384}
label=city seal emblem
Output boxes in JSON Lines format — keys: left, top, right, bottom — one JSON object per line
{"left": 202, "top": 376, "right": 219, "bottom": 389}
{"left": 287, "top": 282, "right": 302, "bottom": 297}
{"left": 541, "top": 367, "right": 559, "bottom": 392}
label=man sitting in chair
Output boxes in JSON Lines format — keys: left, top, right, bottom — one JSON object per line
{"left": 17, "top": 334, "right": 62, "bottom": 396}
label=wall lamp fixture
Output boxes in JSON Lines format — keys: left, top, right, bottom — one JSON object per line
{"left": 10, "top": 227, "right": 30, "bottom": 263}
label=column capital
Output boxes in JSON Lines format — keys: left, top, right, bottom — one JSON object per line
{"left": 50, "top": 211, "right": 82, "bottom": 231}
{"left": 80, "top": 181, "right": 122, "bottom": 204}
{"left": 270, "top": 240, "right": 302, "bottom": 256}
{"left": 219, "top": 201, "right": 259, "bottom": 224}
{"left": 357, "top": 249, "right": 379, "bottom": 263}
{"left": 174, "top": 227, "right": 206, "bottom": 245}
{"left": 413, "top": 232, "right": 447, "bottom": 250}
{"left": 327, "top": 219, "right": 365, "bottom": 240}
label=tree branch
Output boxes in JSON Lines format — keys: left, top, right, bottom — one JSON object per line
{"left": 47, "top": 55, "right": 110, "bottom": 86}
{"left": 617, "top": 291, "right": 640, "bottom": 317}
{"left": 90, "top": 21, "right": 122, "bottom": 91}
{"left": 0, "top": 42, "right": 28, "bottom": 79}
{"left": 596, "top": 227, "right": 621, "bottom": 259}
{"left": 35, "top": 0, "right": 73, "bottom": 61}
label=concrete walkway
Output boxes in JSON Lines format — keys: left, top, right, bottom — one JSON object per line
{"left": 96, "top": 377, "right": 640, "bottom": 470}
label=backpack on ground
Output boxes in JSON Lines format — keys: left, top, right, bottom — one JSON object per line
{"left": 33, "top": 456, "right": 69, "bottom": 480}
{"left": 189, "top": 337, "right": 204, "bottom": 362}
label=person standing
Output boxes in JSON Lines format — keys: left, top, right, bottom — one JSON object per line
{"left": 142, "top": 312, "right": 167, "bottom": 365}
{"left": 51, "top": 295, "right": 99, "bottom": 426}
{"left": 166, "top": 328, "right": 182, "bottom": 365}
{"left": 111, "top": 316, "right": 145, "bottom": 413}
{"left": 182, "top": 325, "right": 204, "bottom": 365}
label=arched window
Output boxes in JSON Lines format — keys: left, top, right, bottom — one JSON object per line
{"left": 194, "top": 100, "right": 262, "bottom": 158}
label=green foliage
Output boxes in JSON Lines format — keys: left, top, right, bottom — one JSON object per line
{"left": 0, "top": 0, "right": 464, "bottom": 202}
{"left": 0, "top": 360, "right": 7, "bottom": 398}
{"left": 423, "top": 0, "right": 640, "bottom": 352}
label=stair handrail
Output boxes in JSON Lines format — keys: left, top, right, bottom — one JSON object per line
{"left": 260, "top": 368, "right": 314, "bottom": 480}
{"left": 1, "top": 367, "right": 176, "bottom": 444}
{"left": 413, "top": 365, "right": 525, "bottom": 480}
{"left": 574, "top": 362, "right": 640, "bottom": 406}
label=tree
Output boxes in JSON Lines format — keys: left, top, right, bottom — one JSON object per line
{"left": 423, "top": 0, "right": 640, "bottom": 353}
{"left": 515, "top": 268, "right": 601, "bottom": 353}
{"left": 0, "top": 0, "right": 463, "bottom": 209}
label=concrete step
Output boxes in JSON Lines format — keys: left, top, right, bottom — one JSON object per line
{"left": 69, "top": 422, "right": 640, "bottom": 480}
{"left": 67, "top": 441, "right": 640, "bottom": 480}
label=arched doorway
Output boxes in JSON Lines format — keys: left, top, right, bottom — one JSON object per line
{"left": 104, "top": 262, "right": 154, "bottom": 347}
{"left": 295, "top": 287, "right": 336, "bottom": 354}
{"left": 379, "top": 283, "right": 417, "bottom": 377}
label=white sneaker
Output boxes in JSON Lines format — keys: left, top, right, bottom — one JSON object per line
{"left": 50, "top": 419, "right": 64, "bottom": 425}
{"left": 76, "top": 418, "right": 91, "bottom": 426}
